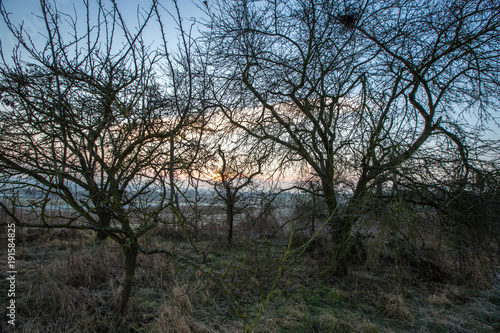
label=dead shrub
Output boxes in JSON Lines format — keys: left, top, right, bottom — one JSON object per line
{"left": 197, "top": 221, "right": 226, "bottom": 242}
{"left": 240, "top": 206, "right": 281, "bottom": 239}
{"left": 155, "top": 223, "right": 188, "bottom": 240}
{"left": 57, "top": 247, "right": 121, "bottom": 288}
{"left": 437, "top": 190, "right": 500, "bottom": 285}
{"left": 47, "top": 228, "right": 85, "bottom": 241}
{"left": 395, "top": 246, "right": 452, "bottom": 283}
{"left": 354, "top": 194, "right": 498, "bottom": 287}
{"left": 152, "top": 282, "right": 214, "bottom": 333}
{"left": 380, "top": 292, "right": 413, "bottom": 322}
{"left": 289, "top": 231, "right": 326, "bottom": 255}
{"left": 155, "top": 304, "right": 213, "bottom": 333}
{"left": 16, "top": 280, "right": 113, "bottom": 332}
{"left": 428, "top": 294, "right": 452, "bottom": 307}
{"left": 171, "top": 284, "right": 195, "bottom": 314}
{"left": 136, "top": 253, "right": 174, "bottom": 289}
{"left": 17, "top": 227, "right": 47, "bottom": 243}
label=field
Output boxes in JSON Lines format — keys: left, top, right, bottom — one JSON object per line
{"left": 1, "top": 224, "right": 499, "bottom": 333}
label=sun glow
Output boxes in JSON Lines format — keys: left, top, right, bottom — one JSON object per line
{"left": 211, "top": 172, "right": 223, "bottom": 182}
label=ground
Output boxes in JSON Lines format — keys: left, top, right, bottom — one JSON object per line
{"left": 0, "top": 226, "right": 499, "bottom": 332}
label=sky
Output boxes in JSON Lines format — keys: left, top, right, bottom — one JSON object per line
{"left": 0, "top": 0, "right": 206, "bottom": 57}
{"left": 1, "top": 0, "right": 498, "bottom": 146}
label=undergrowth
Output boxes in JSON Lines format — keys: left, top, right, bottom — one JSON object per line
{"left": 0, "top": 225, "right": 499, "bottom": 332}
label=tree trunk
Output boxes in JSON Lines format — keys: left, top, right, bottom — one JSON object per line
{"left": 119, "top": 241, "right": 138, "bottom": 315}
{"left": 96, "top": 208, "right": 111, "bottom": 240}
{"left": 226, "top": 191, "right": 234, "bottom": 248}
{"left": 329, "top": 219, "right": 351, "bottom": 277}
{"left": 323, "top": 178, "right": 351, "bottom": 277}
{"left": 311, "top": 193, "right": 316, "bottom": 235}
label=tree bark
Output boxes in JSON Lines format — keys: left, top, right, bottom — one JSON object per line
{"left": 96, "top": 208, "right": 111, "bottom": 240}
{"left": 323, "top": 176, "right": 350, "bottom": 277}
{"left": 329, "top": 218, "right": 351, "bottom": 277}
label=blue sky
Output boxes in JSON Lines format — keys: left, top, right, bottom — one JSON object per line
{"left": 1, "top": 0, "right": 498, "bottom": 144}
{"left": 0, "top": 0, "right": 206, "bottom": 56}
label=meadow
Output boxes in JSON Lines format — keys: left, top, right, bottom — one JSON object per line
{"left": 1, "top": 218, "right": 499, "bottom": 333}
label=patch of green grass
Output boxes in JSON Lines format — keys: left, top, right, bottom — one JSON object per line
{"left": 426, "top": 321, "right": 452, "bottom": 332}
{"left": 326, "top": 287, "right": 350, "bottom": 303}
{"left": 489, "top": 291, "right": 500, "bottom": 306}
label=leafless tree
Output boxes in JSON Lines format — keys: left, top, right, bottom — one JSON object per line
{"left": 206, "top": 142, "right": 267, "bottom": 246}
{"left": 203, "top": 0, "right": 500, "bottom": 275}
{"left": 0, "top": 0, "right": 207, "bottom": 314}
{"left": 292, "top": 177, "right": 327, "bottom": 236}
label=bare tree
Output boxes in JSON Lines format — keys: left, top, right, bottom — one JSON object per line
{"left": 200, "top": 135, "right": 267, "bottom": 246}
{"left": 203, "top": 0, "right": 500, "bottom": 275}
{"left": 349, "top": 0, "right": 500, "bottom": 196}
{"left": 292, "top": 177, "right": 327, "bottom": 236}
{"left": 0, "top": 0, "right": 206, "bottom": 313}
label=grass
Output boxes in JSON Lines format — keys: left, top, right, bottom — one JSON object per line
{"left": 0, "top": 225, "right": 499, "bottom": 332}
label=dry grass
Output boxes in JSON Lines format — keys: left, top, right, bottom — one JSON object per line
{"left": 151, "top": 283, "right": 215, "bottom": 333}
{"left": 428, "top": 293, "right": 452, "bottom": 307}
{"left": 380, "top": 292, "right": 414, "bottom": 322}
{"left": 0, "top": 224, "right": 499, "bottom": 332}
